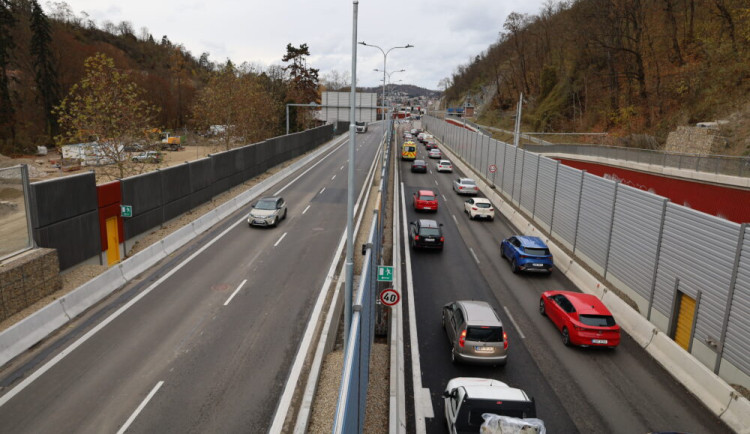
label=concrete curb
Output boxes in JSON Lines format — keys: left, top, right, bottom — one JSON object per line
{"left": 438, "top": 141, "right": 750, "bottom": 434}
{"left": 0, "top": 135, "right": 347, "bottom": 369}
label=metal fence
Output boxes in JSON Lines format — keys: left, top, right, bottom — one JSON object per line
{"left": 0, "top": 165, "right": 33, "bottom": 261}
{"left": 524, "top": 143, "right": 750, "bottom": 178}
{"left": 333, "top": 121, "right": 393, "bottom": 433}
{"left": 424, "top": 115, "right": 750, "bottom": 389}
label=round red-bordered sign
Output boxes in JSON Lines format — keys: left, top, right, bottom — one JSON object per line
{"left": 379, "top": 288, "right": 401, "bottom": 306}
{"left": 489, "top": 164, "right": 498, "bottom": 173}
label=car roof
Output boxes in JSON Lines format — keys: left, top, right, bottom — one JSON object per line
{"left": 445, "top": 378, "right": 529, "bottom": 401}
{"left": 258, "top": 196, "right": 281, "bottom": 202}
{"left": 418, "top": 219, "right": 440, "bottom": 228}
{"left": 413, "top": 159, "right": 426, "bottom": 164}
{"left": 457, "top": 300, "right": 501, "bottom": 325}
{"left": 547, "top": 291, "right": 612, "bottom": 315}
{"left": 439, "top": 160, "right": 451, "bottom": 164}
{"left": 458, "top": 178, "right": 475, "bottom": 183}
{"left": 516, "top": 235, "right": 548, "bottom": 248}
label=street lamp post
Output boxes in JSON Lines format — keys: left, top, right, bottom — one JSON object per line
{"left": 374, "top": 68, "right": 405, "bottom": 110}
{"left": 358, "top": 41, "right": 413, "bottom": 120}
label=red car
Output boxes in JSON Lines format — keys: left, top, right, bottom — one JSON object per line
{"left": 539, "top": 290, "right": 620, "bottom": 348}
{"left": 413, "top": 189, "right": 438, "bottom": 212}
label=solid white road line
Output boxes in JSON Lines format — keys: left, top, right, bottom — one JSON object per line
{"left": 116, "top": 381, "right": 164, "bottom": 434}
{"left": 224, "top": 279, "right": 247, "bottom": 306}
{"left": 469, "top": 247, "right": 480, "bottom": 264}
{"left": 503, "top": 306, "right": 526, "bottom": 339}
{"left": 442, "top": 194, "right": 447, "bottom": 201}
{"left": 274, "top": 232, "right": 287, "bottom": 247}
{"left": 302, "top": 205, "right": 311, "bottom": 215}
{"left": 340, "top": 165, "right": 344, "bottom": 171}
{"left": 319, "top": 187, "right": 326, "bottom": 194}
{"left": 331, "top": 175, "right": 336, "bottom": 181}
{"left": 401, "top": 181, "right": 430, "bottom": 433}
{"left": 452, "top": 214, "right": 458, "bottom": 225}
{"left": 434, "top": 179, "right": 438, "bottom": 185}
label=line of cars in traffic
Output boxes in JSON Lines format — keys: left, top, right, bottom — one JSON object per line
{"left": 402, "top": 128, "right": 622, "bottom": 432}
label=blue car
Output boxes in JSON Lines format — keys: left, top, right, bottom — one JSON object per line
{"left": 500, "top": 236, "right": 554, "bottom": 274}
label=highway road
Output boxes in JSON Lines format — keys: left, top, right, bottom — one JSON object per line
{"left": 397, "top": 121, "right": 732, "bottom": 433}
{"left": 0, "top": 129, "right": 382, "bottom": 433}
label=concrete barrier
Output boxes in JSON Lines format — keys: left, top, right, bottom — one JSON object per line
{"left": 0, "top": 301, "right": 69, "bottom": 367}
{"left": 59, "top": 266, "right": 127, "bottom": 320}
{"left": 119, "top": 242, "right": 165, "bottom": 282}
{"left": 437, "top": 139, "right": 750, "bottom": 434}
{"left": 161, "top": 224, "right": 195, "bottom": 256}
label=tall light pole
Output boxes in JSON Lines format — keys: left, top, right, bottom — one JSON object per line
{"left": 358, "top": 42, "right": 413, "bottom": 120}
{"left": 374, "top": 68, "right": 405, "bottom": 109}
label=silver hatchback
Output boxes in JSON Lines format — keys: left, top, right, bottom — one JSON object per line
{"left": 442, "top": 300, "right": 508, "bottom": 366}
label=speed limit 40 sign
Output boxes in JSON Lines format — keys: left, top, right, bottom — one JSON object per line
{"left": 379, "top": 288, "right": 401, "bottom": 306}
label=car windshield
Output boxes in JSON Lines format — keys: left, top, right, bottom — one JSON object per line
{"left": 580, "top": 315, "right": 616, "bottom": 327}
{"left": 255, "top": 200, "right": 277, "bottom": 210}
{"left": 524, "top": 247, "right": 550, "bottom": 256}
{"left": 419, "top": 194, "right": 435, "bottom": 201}
{"left": 466, "top": 326, "right": 503, "bottom": 342}
{"left": 419, "top": 227, "right": 441, "bottom": 237}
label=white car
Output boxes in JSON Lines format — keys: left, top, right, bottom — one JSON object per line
{"left": 436, "top": 160, "right": 453, "bottom": 172}
{"left": 428, "top": 148, "right": 442, "bottom": 159}
{"left": 247, "top": 196, "right": 287, "bottom": 227}
{"left": 464, "top": 197, "right": 494, "bottom": 220}
{"left": 453, "top": 177, "right": 479, "bottom": 195}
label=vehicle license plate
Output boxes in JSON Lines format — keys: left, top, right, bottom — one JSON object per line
{"left": 474, "top": 346, "right": 493, "bottom": 353}
{"left": 425, "top": 238, "right": 434, "bottom": 242}
{"left": 254, "top": 219, "right": 265, "bottom": 224}
{"left": 533, "top": 263, "right": 544, "bottom": 267}
{"left": 592, "top": 339, "right": 608, "bottom": 344}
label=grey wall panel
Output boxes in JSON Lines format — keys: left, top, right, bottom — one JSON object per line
{"left": 502, "top": 146, "right": 516, "bottom": 197}
{"left": 211, "top": 148, "right": 238, "bottom": 181}
{"left": 123, "top": 206, "right": 163, "bottom": 239}
{"left": 520, "top": 151, "right": 539, "bottom": 214}
{"left": 122, "top": 171, "right": 162, "bottom": 215}
{"left": 494, "top": 140, "right": 506, "bottom": 191}
{"left": 160, "top": 164, "right": 191, "bottom": 204}
{"left": 188, "top": 158, "right": 213, "bottom": 192}
{"left": 511, "top": 150, "right": 524, "bottom": 203}
{"left": 575, "top": 174, "right": 617, "bottom": 270}
{"left": 190, "top": 187, "right": 213, "bottom": 209}
{"left": 163, "top": 195, "right": 192, "bottom": 222}
{"left": 653, "top": 204, "right": 740, "bottom": 341}
{"left": 211, "top": 177, "right": 232, "bottom": 198}
{"left": 607, "top": 185, "right": 666, "bottom": 301}
{"left": 33, "top": 210, "right": 100, "bottom": 270}
{"left": 551, "top": 165, "right": 582, "bottom": 246}
{"left": 534, "top": 157, "right": 558, "bottom": 227}
{"left": 723, "top": 226, "right": 750, "bottom": 374}
{"left": 30, "top": 172, "right": 97, "bottom": 228}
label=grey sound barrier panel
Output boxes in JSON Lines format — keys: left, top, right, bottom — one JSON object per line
{"left": 122, "top": 171, "right": 162, "bottom": 216}
{"left": 33, "top": 210, "right": 100, "bottom": 270}
{"left": 511, "top": 149, "right": 524, "bottom": 203}
{"left": 502, "top": 146, "right": 516, "bottom": 197}
{"left": 534, "top": 157, "right": 558, "bottom": 228}
{"left": 723, "top": 226, "right": 750, "bottom": 374}
{"left": 188, "top": 158, "right": 213, "bottom": 192}
{"left": 124, "top": 207, "right": 163, "bottom": 239}
{"left": 606, "top": 185, "right": 666, "bottom": 302}
{"left": 519, "top": 151, "right": 538, "bottom": 215}
{"left": 29, "top": 172, "right": 97, "bottom": 228}
{"left": 575, "top": 173, "right": 617, "bottom": 272}
{"left": 653, "top": 203, "right": 740, "bottom": 341}
{"left": 161, "top": 164, "right": 191, "bottom": 204}
{"left": 551, "top": 164, "right": 582, "bottom": 246}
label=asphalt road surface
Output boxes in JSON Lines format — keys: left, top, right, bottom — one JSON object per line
{"left": 397, "top": 122, "right": 732, "bottom": 434}
{"left": 0, "top": 130, "right": 381, "bottom": 433}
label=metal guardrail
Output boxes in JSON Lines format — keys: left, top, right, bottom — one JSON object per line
{"left": 333, "top": 120, "right": 393, "bottom": 433}
{"left": 524, "top": 143, "right": 750, "bottom": 178}
{"left": 0, "top": 165, "right": 34, "bottom": 261}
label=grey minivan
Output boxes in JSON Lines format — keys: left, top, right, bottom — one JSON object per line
{"left": 442, "top": 300, "right": 508, "bottom": 366}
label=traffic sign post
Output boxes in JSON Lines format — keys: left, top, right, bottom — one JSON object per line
{"left": 489, "top": 164, "right": 498, "bottom": 189}
{"left": 377, "top": 266, "right": 394, "bottom": 282}
{"left": 379, "top": 288, "right": 400, "bottom": 306}
{"left": 120, "top": 205, "right": 133, "bottom": 218}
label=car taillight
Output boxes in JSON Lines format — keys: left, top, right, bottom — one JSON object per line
{"left": 440, "top": 236, "right": 444, "bottom": 242}
{"left": 414, "top": 235, "right": 419, "bottom": 240}
{"left": 459, "top": 330, "right": 466, "bottom": 347}
{"left": 503, "top": 331, "right": 508, "bottom": 349}
{"left": 489, "top": 208, "right": 494, "bottom": 211}
{"left": 472, "top": 207, "right": 478, "bottom": 210}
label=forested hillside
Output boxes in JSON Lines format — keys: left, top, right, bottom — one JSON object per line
{"left": 0, "top": 0, "right": 320, "bottom": 155}
{"left": 443, "top": 0, "right": 749, "bottom": 154}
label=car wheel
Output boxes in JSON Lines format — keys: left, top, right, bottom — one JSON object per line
{"left": 283, "top": 209, "right": 288, "bottom": 220}
{"left": 451, "top": 348, "right": 458, "bottom": 364}
{"left": 539, "top": 299, "right": 546, "bottom": 316}
{"left": 511, "top": 258, "right": 519, "bottom": 273}
{"left": 489, "top": 216, "right": 494, "bottom": 221}
{"left": 271, "top": 217, "right": 278, "bottom": 227}
{"left": 562, "top": 327, "right": 571, "bottom": 346}
{"left": 500, "top": 248, "right": 506, "bottom": 259}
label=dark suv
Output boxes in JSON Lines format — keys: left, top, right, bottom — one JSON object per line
{"left": 409, "top": 219, "right": 444, "bottom": 250}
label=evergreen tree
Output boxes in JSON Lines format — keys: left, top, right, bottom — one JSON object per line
{"left": 30, "top": 0, "right": 60, "bottom": 142}
{"left": 0, "top": 0, "right": 16, "bottom": 147}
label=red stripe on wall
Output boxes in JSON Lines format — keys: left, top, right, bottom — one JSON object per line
{"left": 556, "top": 159, "right": 750, "bottom": 223}
{"left": 96, "top": 181, "right": 123, "bottom": 251}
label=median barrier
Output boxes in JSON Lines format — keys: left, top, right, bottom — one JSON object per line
{"left": 0, "top": 301, "right": 69, "bottom": 367}
{"left": 599, "top": 288, "right": 656, "bottom": 348}
{"left": 59, "top": 266, "right": 127, "bottom": 320}
{"left": 161, "top": 224, "right": 194, "bottom": 256}
{"left": 192, "top": 209, "right": 219, "bottom": 235}
{"left": 119, "top": 242, "right": 165, "bottom": 282}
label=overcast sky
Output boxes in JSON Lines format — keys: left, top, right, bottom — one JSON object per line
{"left": 48, "top": 1, "right": 548, "bottom": 91}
